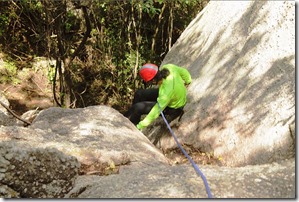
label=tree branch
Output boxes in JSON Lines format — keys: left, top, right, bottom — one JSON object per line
{"left": 0, "top": 100, "right": 31, "bottom": 126}
{"left": 71, "top": 6, "right": 91, "bottom": 61}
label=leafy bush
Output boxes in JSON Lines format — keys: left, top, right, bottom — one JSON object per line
{"left": 0, "top": 0, "right": 209, "bottom": 110}
{"left": 0, "top": 60, "right": 20, "bottom": 85}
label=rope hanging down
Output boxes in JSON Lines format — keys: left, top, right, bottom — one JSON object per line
{"left": 158, "top": 103, "right": 213, "bottom": 198}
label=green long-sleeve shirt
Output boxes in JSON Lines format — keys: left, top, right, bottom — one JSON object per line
{"left": 137, "top": 64, "right": 192, "bottom": 130}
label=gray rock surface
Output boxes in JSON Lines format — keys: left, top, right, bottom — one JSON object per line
{"left": 30, "top": 106, "right": 170, "bottom": 170}
{"left": 0, "top": 106, "right": 171, "bottom": 197}
{"left": 65, "top": 158, "right": 295, "bottom": 198}
{"left": 0, "top": 141, "right": 80, "bottom": 198}
{"left": 0, "top": 105, "right": 295, "bottom": 198}
{"left": 145, "top": 0, "right": 295, "bottom": 167}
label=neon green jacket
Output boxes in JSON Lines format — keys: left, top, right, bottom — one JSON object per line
{"left": 137, "top": 64, "right": 192, "bottom": 130}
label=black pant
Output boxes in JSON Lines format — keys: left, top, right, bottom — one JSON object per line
{"left": 124, "top": 88, "right": 184, "bottom": 125}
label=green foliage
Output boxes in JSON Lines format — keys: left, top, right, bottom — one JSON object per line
{"left": 0, "top": 0, "right": 209, "bottom": 110}
{"left": 124, "top": 50, "right": 145, "bottom": 73}
{"left": 0, "top": 1, "right": 14, "bottom": 38}
{"left": 140, "top": 0, "right": 161, "bottom": 18}
{"left": 65, "top": 10, "right": 81, "bottom": 33}
{"left": 0, "top": 60, "right": 20, "bottom": 84}
{"left": 47, "top": 64, "right": 56, "bottom": 83}
{"left": 0, "top": 14, "right": 8, "bottom": 37}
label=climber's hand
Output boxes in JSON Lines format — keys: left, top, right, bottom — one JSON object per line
{"left": 136, "top": 123, "right": 145, "bottom": 131}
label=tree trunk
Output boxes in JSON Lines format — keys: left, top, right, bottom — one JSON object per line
{"left": 151, "top": 3, "right": 166, "bottom": 56}
{"left": 168, "top": 3, "right": 173, "bottom": 51}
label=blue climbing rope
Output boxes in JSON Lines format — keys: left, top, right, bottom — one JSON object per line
{"left": 158, "top": 103, "right": 213, "bottom": 198}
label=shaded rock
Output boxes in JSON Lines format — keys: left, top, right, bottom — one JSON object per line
{"left": 0, "top": 183, "right": 20, "bottom": 198}
{"left": 145, "top": 1, "right": 295, "bottom": 167}
{"left": 0, "top": 141, "right": 80, "bottom": 198}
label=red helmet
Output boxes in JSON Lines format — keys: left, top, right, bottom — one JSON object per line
{"left": 139, "top": 63, "right": 158, "bottom": 82}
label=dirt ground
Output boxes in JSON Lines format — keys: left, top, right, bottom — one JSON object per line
{"left": 0, "top": 68, "right": 54, "bottom": 116}
{"left": 163, "top": 145, "right": 223, "bottom": 166}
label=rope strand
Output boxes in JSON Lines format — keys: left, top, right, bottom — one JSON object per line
{"left": 158, "top": 103, "right": 213, "bottom": 198}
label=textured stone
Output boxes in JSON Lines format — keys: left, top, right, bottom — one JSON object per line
{"left": 30, "top": 106, "right": 170, "bottom": 171}
{"left": 65, "top": 158, "right": 295, "bottom": 198}
{"left": 144, "top": 0, "right": 295, "bottom": 167}
{"left": 0, "top": 142, "right": 80, "bottom": 198}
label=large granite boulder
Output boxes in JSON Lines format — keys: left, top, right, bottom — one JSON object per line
{"left": 144, "top": 1, "right": 295, "bottom": 167}
{"left": 0, "top": 105, "right": 170, "bottom": 198}
{"left": 30, "top": 106, "right": 170, "bottom": 170}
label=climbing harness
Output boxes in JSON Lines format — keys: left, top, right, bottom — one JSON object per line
{"left": 158, "top": 103, "right": 213, "bottom": 198}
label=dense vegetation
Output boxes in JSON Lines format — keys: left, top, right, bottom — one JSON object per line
{"left": 0, "top": 0, "right": 208, "bottom": 112}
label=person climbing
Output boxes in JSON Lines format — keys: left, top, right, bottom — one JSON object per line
{"left": 124, "top": 63, "right": 192, "bottom": 130}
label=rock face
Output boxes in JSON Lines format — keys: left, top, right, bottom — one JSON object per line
{"left": 0, "top": 105, "right": 171, "bottom": 198}
{"left": 30, "top": 106, "right": 169, "bottom": 170}
{"left": 65, "top": 158, "right": 295, "bottom": 198}
{"left": 0, "top": 105, "right": 295, "bottom": 198}
{"left": 146, "top": 1, "right": 295, "bottom": 167}
{"left": 0, "top": 141, "right": 79, "bottom": 198}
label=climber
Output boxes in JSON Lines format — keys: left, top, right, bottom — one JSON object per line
{"left": 124, "top": 63, "right": 192, "bottom": 130}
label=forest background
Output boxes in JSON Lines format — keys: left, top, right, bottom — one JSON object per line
{"left": 0, "top": 0, "right": 208, "bottom": 113}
